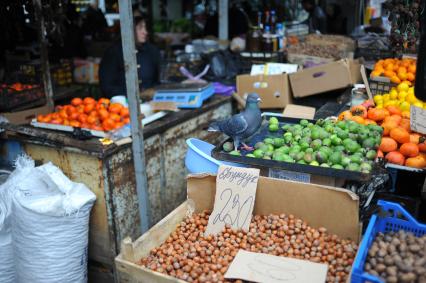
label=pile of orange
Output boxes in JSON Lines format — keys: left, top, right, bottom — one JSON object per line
{"left": 37, "top": 97, "right": 130, "bottom": 132}
{"left": 370, "top": 58, "right": 417, "bottom": 84}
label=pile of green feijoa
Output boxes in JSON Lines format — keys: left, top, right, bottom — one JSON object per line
{"left": 222, "top": 117, "right": 383, "bottom": 173}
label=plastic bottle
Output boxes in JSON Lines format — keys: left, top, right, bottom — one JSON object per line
{"left": 262, "top": 25, "right": 273, "bottom": 52}
{"left": 276, "top": 23, "right": 287, "bottom": 51}
{"left": 257, "top": 11, "right": 263, "bottom": 30}
{"left": 270, "top": 10, "right": 277, "bottom": 33}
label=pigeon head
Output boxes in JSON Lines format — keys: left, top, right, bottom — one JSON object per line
{"left": 246, "top": 93, "right": 262, "bottom": 105}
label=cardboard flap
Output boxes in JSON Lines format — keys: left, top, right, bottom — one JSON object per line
{"left": 187, "top": 174, "right": 360, "bottom": 242}
{"left": 237, "top": 74, "right": 293, "bottom": 109}
{"left": 289, "top": 60, "right": 354, "bottom": 98}
{"left": 283, "top": 104, "right": 316, "bottom": 119}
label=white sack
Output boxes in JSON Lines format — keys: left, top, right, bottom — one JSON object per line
{"left": 12, "top": 161, "right": 96, "bottom": 283}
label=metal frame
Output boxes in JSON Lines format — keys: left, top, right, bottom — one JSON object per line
{"left": 118, "top": 0, "right": 152, "bottom": 233}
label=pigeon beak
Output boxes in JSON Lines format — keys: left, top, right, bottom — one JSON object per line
{"left": 257, "top": 98, "right": 262, "bottom": 102}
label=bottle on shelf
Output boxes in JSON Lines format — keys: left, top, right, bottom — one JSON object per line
{"left": 263, "top": 25, "right": 273, "bottom": 52}
{"left": 257, "top": 11, "right": 263, "bottom": 30}
{"left": 264, "top": 11, "right": 270, "bottom": 31}
{"left": 270, "top": 10, "right": 277, "bottom": 33}
{"left": 276, "top": 23, "right": 287, "bottom": 51}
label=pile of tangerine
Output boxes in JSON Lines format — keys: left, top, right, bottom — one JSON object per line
{"left": 370, "top": 58, "right": 416, "bottom": 84}
{"left": 37, "top": 97, "right": 130, "bottom": 131}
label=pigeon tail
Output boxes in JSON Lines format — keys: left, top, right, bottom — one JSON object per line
{"left": 207, "top": 121, "right": 221, "bottom": 132}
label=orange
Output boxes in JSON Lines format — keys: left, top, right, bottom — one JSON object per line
{"left": 371, "top": 70, "right": 381, "bottom": 77}
{"left": 83, "top": 97, "right": 96, "bottom": 105}
{"left": 384, "top": 70, "right": 396, "bottom": 78}
{"left": 382, "top": 121, "right": 399, "bottom": 136}
{"left": 78, "top": 114, "right": 88, "bottom": 124}
{"left": 390, "top": 75, "right": 401, "bottom": 84}
{"left": 380, "top": 137, "right": 398, "bottom": 152}
{"left": 110, "top": 113, "right": 122, "bottom": 122}
{"left": 401, "top": 111, "right": 410, "bottom": 119}
{"left": 98, "top": 109, "right": 109, "bottom": 121}
{"left": 405, "top": 155, "right": 426, "bottom": 168}
{"left": 385, "top": 151, "right": 405, "bottom": 165}
{"left": 390, "top": 127, "right": 410, "bottom": 144}
{"left": 408, "top": 64, "right": 416, "bottom": 73}
{"left": 84, "top": 103, "right": 95, "bottom": 114}
{"left": 399, "top": 118, "right": 411, "bottom": 132}
{"left": 397, "top": 67, "right": 407, "bottom": 74}
{"left": 386, "top": 106, "right": 402, "bottom": 116}
{"left": 400, "top": 143, "right": 419, "bottom": 157}
{"left": 123, "top": 117, "right": 130, "bottom": 124}
{"left": 406, "top": 72, "right": 415, "bottom": 82}
{"left": 69, "top": 120, "right": 81, "bottom": 128}
{"left": 71, "top": 97, "right": 83, "bottom": 106}
{"left": 102, "top": 118, "right": 116, "bottom": 131}
{"left": 398, "top": 72, "right": 407, "bottom": 81}
{"left": 385, "top": 63, "right": 394, "bottom": 71}
{"left": 87, "top": 115, "right": 99, "bottom": 125}
{"left": 108, "top": 103, "right": 123, "bottom": 114}
{"left": 120, "top": 107, "right": 130, "bottom": 118}
{"left": 410, "top": 133, "right": 421, "bottom": 144}
{"left": 98, "top": 98, "right": 110, "bottom": 106}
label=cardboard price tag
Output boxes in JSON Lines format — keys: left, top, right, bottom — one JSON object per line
{"left": 225, "top": 250, "right": 328, "bottom": 283}
{"left": 410, "top": 105, "right": 426, "bottom": 135}
{"left": 205, "top": 165, "right": 260, "bottom": 236}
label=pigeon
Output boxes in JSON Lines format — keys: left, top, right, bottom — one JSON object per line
{"left": 208, "top": 93, "right": 262, "bottom": 151}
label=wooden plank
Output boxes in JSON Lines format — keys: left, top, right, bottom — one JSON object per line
{"left": 115, "top": 201, "right": 190, "bottom": 283}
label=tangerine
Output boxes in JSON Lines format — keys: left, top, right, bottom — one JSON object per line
{"left": 71, "top": 97, "right": 83, "bottom": 106}
{"left": 399, "top": 143, "right": 419, "bottom": 157}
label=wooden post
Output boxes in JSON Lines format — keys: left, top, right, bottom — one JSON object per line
{"left": 33, "top": 0, "right": 54, "bottom": 109}
{"left": 118, "top": 0, "right": 152, "bottom": 233}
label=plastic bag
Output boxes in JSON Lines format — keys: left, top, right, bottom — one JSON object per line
{"left": 0, "top": 156, "right": 34, "bottom": 283}
{"left": 11, "top": 160, "right": 96, "bottom": 283}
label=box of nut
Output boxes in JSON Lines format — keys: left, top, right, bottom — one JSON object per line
{"left": 115, "top": 173, "right": 361, "bottom": 283}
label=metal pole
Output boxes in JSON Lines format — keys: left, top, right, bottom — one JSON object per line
{"left": 33, "top": 0, "right": 54, "bottom": 109}
{"left": 118, "top": 0, "right": 151, "bottom": 233}
{"left": 218, "top": 0, "right": 228, "bottom": 40}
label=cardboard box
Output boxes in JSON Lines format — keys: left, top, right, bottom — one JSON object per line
{"left": 289, "top": 59, "right": 362, "bottom": 98}
{"left": 1, "top": 104, "right": 52, "bottom": 125}
{"left": 282, "top": 104, "right": 316, "bottom": 120}
{"left": 115, "top": 174, "right": 360, "bottom": 283}
{"left": 73, "top": 58, "right": 100, "bottom": 84}
{"left": 237, "top": 74, "right": 293, "bottom": 109}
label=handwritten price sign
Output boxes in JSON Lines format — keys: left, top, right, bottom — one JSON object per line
{"left": 205, "top": 165, "right": 260, "bottom": 236}
{"left": 410, "top": 105, "right": 426, "bottom": 135}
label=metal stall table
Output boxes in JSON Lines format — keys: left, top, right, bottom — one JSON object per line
{"left": 1, "top": 96, "right": 231, "bottom": 282}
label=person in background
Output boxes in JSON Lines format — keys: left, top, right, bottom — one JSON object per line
{"left": 301, "top": 0, "right": 327, "bottom": 34}
{"left": 82, "top": 0, "right": 108, "bottom": 40}
{"left": 99, "top": 16, "right": 161, "bottom": 98}
{"left": 326, "top": 3, "right": 346, "bottom": 35}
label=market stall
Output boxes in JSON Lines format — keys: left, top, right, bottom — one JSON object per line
{"left": 1, "top": 0, "right": 426, "bottom": 283}
{"left": 1, "top": 95, "right": 231, "bottom": 282}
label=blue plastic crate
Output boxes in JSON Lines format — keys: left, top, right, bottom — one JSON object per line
{"left": 351, "top": 200, "right": 426, "bottom": 283}
{"left": 153, "top": 83, "right": 215, "bottom": 109}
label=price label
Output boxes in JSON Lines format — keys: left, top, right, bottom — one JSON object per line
{"left": 410, "top": 105, "right": 426, "bottom": 135}
{"left": 269, "top": 169, "right": 311, "bottom": 183}
{"left": 205, "top": 165, "right": 260, "bottom": 236}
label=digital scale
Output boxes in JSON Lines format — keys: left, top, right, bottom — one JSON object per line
{"left": 153, "top": 83, "right": 215, "bottom": 109}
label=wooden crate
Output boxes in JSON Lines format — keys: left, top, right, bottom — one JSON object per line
{"left": 115, "top": 174, "right": 361, "bottom": 283}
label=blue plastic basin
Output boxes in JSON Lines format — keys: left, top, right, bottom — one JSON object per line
{"left": 185, "top": 138, "right": 243, "bottom": 174}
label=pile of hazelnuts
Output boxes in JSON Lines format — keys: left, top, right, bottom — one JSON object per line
{"left": 139, "top": 211, "right": 358, "bottom": 283}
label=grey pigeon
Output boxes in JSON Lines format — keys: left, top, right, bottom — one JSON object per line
{"left": 208, "top": 93, "right": 262, "bottom": 151}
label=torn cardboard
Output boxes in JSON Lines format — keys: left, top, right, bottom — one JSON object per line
{"left": 237, "top": 74, "right": 293, "bottom": 109}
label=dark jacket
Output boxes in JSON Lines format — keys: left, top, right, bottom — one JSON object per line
{"left": 99, "top": 41, "right": 161, "bottom": 98}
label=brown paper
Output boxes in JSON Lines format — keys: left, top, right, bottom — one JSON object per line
{"left": 225, "top": 250, "right": 328, "bottom": 283}
{"left": 149, "top": 101, "right": 179, "bottom": 112}
{"left": 205, "top": 165, "right": 260, "bottom": 235}
{"left": 282, "top": 104, "right": 316, "bottom": 119}
{"left": 410, "top": 105, "right": 426, "bottom": 135}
